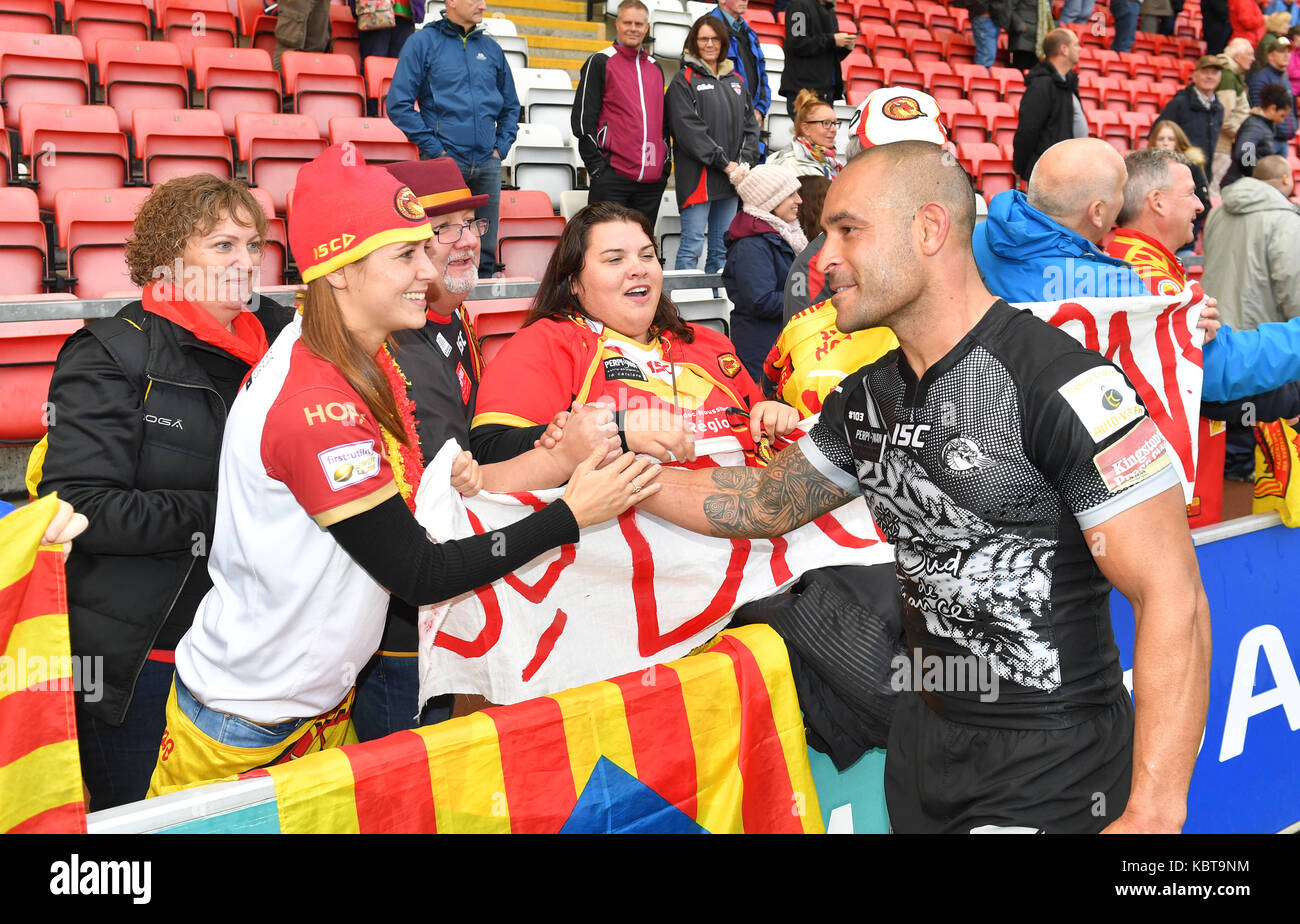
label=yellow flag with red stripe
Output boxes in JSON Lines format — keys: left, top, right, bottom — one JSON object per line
{"left": 0, "top": 494, "right": 87, "bottom": 833}
{"left": 253, "top": 625, "right": 823, "bottom": 833}
{"left": 1254, "top": 419, "right": 1300, "bottom": 526}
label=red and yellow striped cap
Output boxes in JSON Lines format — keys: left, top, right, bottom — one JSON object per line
{"left": 290, "top": 145, "right": 433, "bottom": 283}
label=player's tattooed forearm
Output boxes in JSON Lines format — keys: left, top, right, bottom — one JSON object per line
{"left": 702, "top": 448, "right": 854, "bottom": 538}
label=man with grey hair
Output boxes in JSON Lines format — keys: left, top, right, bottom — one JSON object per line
{"left": 973, "top": 138, "right": 1148, "bottom": 301}
{"left": 1105, "top": 148, "right": 1205, "bottom": 296}
{"left": 1213, "top": 39, "right": 1255, "bottom": 192}
{"left": 1203, "top": 155, "right": 1300, "bottom": 331}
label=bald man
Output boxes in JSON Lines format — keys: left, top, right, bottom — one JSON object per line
{"left": 973, "top": 138, "right": 1148, "bottom": 302}
{"left": 647, "top": 142, "right": 1211, "bottom": 834}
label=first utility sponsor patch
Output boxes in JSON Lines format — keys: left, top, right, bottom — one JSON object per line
{"left": 1058, "top": 365, "right": 1143, "bottom": 442}
{"left": 318, "top": 440, "right": 381, "bottom": 492}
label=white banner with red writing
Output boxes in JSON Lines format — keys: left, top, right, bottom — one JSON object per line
{"left": 413, "top": 439, "right": 893, "bottom": 705}
{"left": 1023, "top": 287, "right": 1207, "bottom": 503}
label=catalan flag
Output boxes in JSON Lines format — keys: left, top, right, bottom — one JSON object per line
{"left": 1254, "top": 419, "right": 1300, "bottom": 527}
{"left": 0, "top": 495, "right": 86, "bottom": 833}
{"left": 247, "top": 625, "right": 823, "bottom": 834}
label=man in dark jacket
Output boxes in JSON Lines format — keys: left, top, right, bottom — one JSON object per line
{"left": 710, "top": 0, "right": 771, "bottom": 128}
{"left": 573, "top": 0, "right": 670, "bottom": 225}
{"left": 780, "top": 0, "right": 854, "bottom": 118}
{"left": 1012, "top": 28, "right": 1086, "bottom": 180}
{"left": 1222, "top": 82, "right": 1293, "bottom": 187}
{"left": 1247, "top": 37, "right": 1298, "bottom": 146}
{"left": 1158, "top": 56, "right": 1226, "bottom": 165}
{"left": 1202, "top": 0, "right": 1233, "bottom": 53}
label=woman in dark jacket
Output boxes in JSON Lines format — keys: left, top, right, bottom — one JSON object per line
{"left": 722, "top": 163, "right": 807, "bottom": 383}
{"left": 33, "top": 175, "right": 291, "bottom": 811}
{"left": 666, "top": 15, "right": 761, "bottom": 273}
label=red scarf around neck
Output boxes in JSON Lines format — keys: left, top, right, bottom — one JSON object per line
{"left": 142, "top": 282, "right": 269, "bottom": 366}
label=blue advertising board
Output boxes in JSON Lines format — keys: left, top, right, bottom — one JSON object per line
{"left": 1110, "top": 520, "right": 1300, "bottom": 833}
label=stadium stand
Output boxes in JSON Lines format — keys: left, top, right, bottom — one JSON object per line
{"left": 132, "top": 108, "right": 234, "bottom": 184}
{"left": 20, "top": 103, "right": 130, "bottom": 211}
{"left": 54, "top": 186, "right": 150, "bottom": 297}
{"left": 0, "top": 188, "right": 50, "bottom": 296}
{"left": 0, "top": 33, "right": 92, "bottom": 130}
{"left": 193, "top": 46, "right": 282, "bottom": 136}
{"left": 97, "top": 39, "right": 190, "bottom": 134}
{"left": 280, "top": 51, "right": 367, "bottom": 138}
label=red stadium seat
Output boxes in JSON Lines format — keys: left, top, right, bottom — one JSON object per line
{"left": 236, "top": 0, "right": 278, "bottom": 55}
{"left": 327, "top": 116, "right": 418, "bottom": 164}
{"left": 906, "top": 37, "right": 945, "bottom": 64}
{"left": 0, "top": 318, "right": 85, "bottom": 442}
{"left": 1119, "top": 110, "right": 1153, "bottom": 142}
{"left": 133, "top": 108, "right": 233, "bottom": 183}
{"left": 917, "top": 60, "right": 963, "bottom": 101}
{"left": 939, "top": 32, "right": 975, "bottom": 66}
{"left": 329, "top": 5, "right": 361, "bottom": 71}
{"left": 950, "top": 111, "right": 988, "bottom": 146}
{"left": 193, "top": 45, "right": 281, "bottom": 136}
{"left": 245, "top": 186, "right": 286, "bottom": 286}
{"left": 870, "top": 34, "right": 908, "bottom": 60}
{"left": 846, "top": 67, "right": 886, "bottom": 105}
{"left": 97, "top": 39, "right": 190, "bottom": 133}
{"left": 882, "top": 60, "right": 924, "bottom": 91}
{"left": 463, "top": 296, "right": 531, "bottom": 365}
{"left": 499, "top": 189, "right": 555, "bottom": 219}
{"left": 156, "top": 0, "right": 238, "bottom": 69}
{"left": 66, "top": 0, "right": 151, "bottom": 69}
{"left": 0, "top": 187, "right": 50, "bottom": 295}
{"left": 280, "top": 51, "right": 366, "bottom": 137}
{"left": 363, "top": 56, "right": 399, "bottom": 117}
{"left": 0, "top": 0, "right": 58, "bottom": 35}
{"left": 989, "top": 114, "right": 1018, "bottom": 147}
{"left": 855, "top": 2, "right": 892, "bottom": 25}
{"left": 1133, "top": 88, "right": 1164, "bottom": 116}
{"left": 53, "top": 186, "right": 151, "bottom": 297}
{"left": 883, "top": 0, "right": 924, "bottom": 28}
{"left": 19, "top": 103, "right": 130, "bottom": 211}
{"left": 0, "top": 34, "right": 91, "bottom": 130}
{"left": 497, "top": 215, "right": 565, "bottom": 280}
{"left": 0, "top": 129, "right": 10, "bottom": 184}
{"left": 235, "top": 111, "right": 326, "bottom": 213}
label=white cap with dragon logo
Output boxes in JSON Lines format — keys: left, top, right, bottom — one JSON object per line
{"left": 847, "top": 87, "right": 949, "bottom": 157}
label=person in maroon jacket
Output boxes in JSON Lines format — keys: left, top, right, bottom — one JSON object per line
{"left": 573, "top": 0, "right": 671, "bottom": 226}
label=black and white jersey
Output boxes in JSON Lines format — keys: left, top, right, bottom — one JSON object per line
{"left": 389, "top": 306, "right": 482, "bottom": 458}
{"left": 800, "top": 300, "right": 1180, "bottom": 728}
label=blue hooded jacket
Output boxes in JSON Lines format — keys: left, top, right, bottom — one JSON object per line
{"left": 709, "top": 5, "right": 771, "bottom": 117}
{"left": 385, "top": 15, "right": 521, "bottom": 163}
{"left": 973, "top": 191, "right": 1300, "bottom": 403}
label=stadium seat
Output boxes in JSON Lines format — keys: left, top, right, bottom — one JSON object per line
{"left": 950, "top": 112, "right": 989, "bottom": 146}
{"left": 500, "top": 189, "right": 555, "bottom": 219}
{"left": 236, "top": 0, "right": 278, "bottom": 56}
{"left": 496, "top": 34, "right": 529, "bottom": 73}
{"left": 193, "top": 46, "right": 281, "bottom": 136}
{"left": 884, "top": 0, "right": 925, "bottom": 28}
{"left": 917, "top": 61, "right": 964, "bottom": 102}
{"left": 939, "top": 32, "right": 976, "bottom": 65}
{"left": 989, "top": 114, "right": 1018, "bottom": 147}
{"left": 280, "top": 51, "right": 366, "bottom": 137}
{"left": 363, "top": 55, "right": 399, "bottom": 117}
{"left": 855, "top": 1, "right": 892, "bottom": 25}
{"left": 882, "top": 60, "right": 925, "bottom": 92}
{"left": 558, "top": 188, "right": 588, "bottom": 221}
{"left": 504, "top": 124, "right": 576, "bottom": 210}
{"left": 246, "top": 185, "right": 287, "bottom": 287}
{"left": 133, "top": 108, "right": 233, "bottom": 183}
{"left": 0, "top": 0, "right": 58, "bottom": 35}
{"left": 0, "top": 130, "right": 10, "bottom": 184}
{"left": 97, "top": 39, "right": 190, "bottom": 134}
{"left": 67, "top": 0, "right": 151, "bottom": 70}
{"left": 1094, "top": 77, "right": 1130, "bottom": 113}
{"left": 329, "top": 5, "right": 361, "bottom": 71}
{"left": 750, "top": 19, "right": 784, "bottom": 46}
{"left": 1119, "top": 110, "right": 1152, "bottom": 143}
{"left": 767, "top": 110, "right": 795, "bottom": 151}
{"left": 0, "top": 187, "right": 50, "bottom": 295}
{"left": 235, "top": 112, "right": 326, "bottom": 214}
{"left": 0, "top": 317, "right": 85, "bottom": 442}
{"left": 53, "top": 186, "right": 151, "bottom": 297}
{"left": 497, "top": 215, "right": 565, "bottom": 281}
{"left": 1132, "top": 88, "right": 1165, "bottom": 117}
{"left": 156, "top": 0, "right": 238, "bottom": 69}
{"left": 0, "top": 34, "right": 92, "bottom": 130}
{"left": 463, "top": 294, "right": 531, "bottom": 364}
{"left": 327, "top": 116, "right": 418, "bottom": 164}
{"left": 19, "top": 103, "right": 130, "bottom": 211}
{"left": 846, "top": 65, "right": 885, "bottom": 106}
{"left": 649, "top": 8, "right": 692, "bottom": 61}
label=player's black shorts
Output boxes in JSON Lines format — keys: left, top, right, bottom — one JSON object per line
{"left": 884, "top": 691, "right": 1134, "bottom": 834}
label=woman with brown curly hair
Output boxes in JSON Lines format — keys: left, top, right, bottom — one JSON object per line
{"left": 31, "top": 174, "right": 293, "bottom": 811}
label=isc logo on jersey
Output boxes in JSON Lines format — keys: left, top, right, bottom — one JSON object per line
{"left": 317, "top": 440, "right": 381, "bottom": 492}
{"left": 1058, "top": 366, "right": 1143, "bottom": 441}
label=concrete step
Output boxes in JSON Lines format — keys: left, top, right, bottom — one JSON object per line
{"left": 527, "top": 34, "right": 609, "bottom": 53}
{"left": 492, "top": 0, "right": 590, "bottom": 19}
{"left": 499, "top": 12, "right": 603, "bottom": 36}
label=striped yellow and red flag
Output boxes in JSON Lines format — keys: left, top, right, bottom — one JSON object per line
{"left": 1254, "top": 419, "right": 1300, "bottom": 527}
{"left": 249, "top": 624, "right": 823, "bottom": 833}
{"left": 0, "top": 494, "right": 86, "bottom": 833}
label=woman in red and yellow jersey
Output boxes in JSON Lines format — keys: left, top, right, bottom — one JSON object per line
{"left": 472, "top": 202, "right": 799, "bottom": 471}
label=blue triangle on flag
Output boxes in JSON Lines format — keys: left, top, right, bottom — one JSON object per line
{"left": 560, "top": 757, "right": 708, "bottom": 834}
